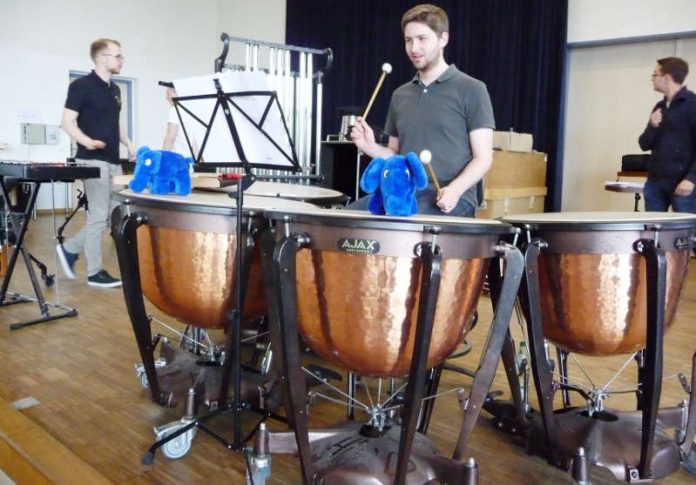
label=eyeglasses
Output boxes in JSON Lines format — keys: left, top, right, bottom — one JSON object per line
{"left": 102, "top": 53, "right": 125, "bottom": 61}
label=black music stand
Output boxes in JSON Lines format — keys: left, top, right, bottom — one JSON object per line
{"left": 136, "top": 71, "right": 302, "bottom": 461}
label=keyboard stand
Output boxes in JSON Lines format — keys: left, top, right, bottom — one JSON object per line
{"left": 0, "top": 178, "right": 77, "bottom": 330}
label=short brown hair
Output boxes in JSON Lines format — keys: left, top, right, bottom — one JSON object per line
{"left": 657, "top": 57, "right": 689, "bottom": 84}
{"left": 90, "top": 38, "right": 121, "bottom": 62}
{"left": 401, "top": 4, "right": 449, "bottom": 36}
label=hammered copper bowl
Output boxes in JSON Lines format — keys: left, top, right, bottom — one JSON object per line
{"left": 503, "top": 212, "right": 696, "bottom": 356}
{"left": 268, "top": 209, "right": 513, "bottom": 377}
{"left": 115, "top": 190, "right": 315, "bottom": 329}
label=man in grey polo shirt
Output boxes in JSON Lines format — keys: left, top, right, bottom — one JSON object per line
{"left": 351, "top": 3, "right": 494, "bottom": 217}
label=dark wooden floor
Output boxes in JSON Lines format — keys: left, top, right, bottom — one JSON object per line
{"left": 0, "top": 211, "right": 694, "bottom": 484}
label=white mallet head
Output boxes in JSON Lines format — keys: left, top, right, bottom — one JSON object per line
{"left": 382, "top": 62, "right": 393, "bottom": 74}
{"left": 419, "top": 149, "right": 432, "bottom": 165}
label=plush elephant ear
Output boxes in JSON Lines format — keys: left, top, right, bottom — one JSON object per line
{"left": 406, "top": 152, "right": 428, "bottom": 189}
{"left": 135, "top": 146, "right": 158, "bottom": 172}
{"left": 136, "top": 145, "right": 150, "bottom": 160}
{"left": 148, "top": 150, "right": 163, "bottom": 174}
{"left": 129, "top": 146, "right": 154, "bottom": 192}
{"left": 360, "top": 157, "right": 386, "bottom": 193}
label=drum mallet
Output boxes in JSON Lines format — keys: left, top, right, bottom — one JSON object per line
{"left": 362, "top": 63, "right": 392, "bottom": 120}
{"left": 419, "top": 149, "right": 442, "bottom": 197}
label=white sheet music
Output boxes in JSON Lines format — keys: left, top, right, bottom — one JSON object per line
{"left": 173, "top": 71, "right": 297, "bottom": 168}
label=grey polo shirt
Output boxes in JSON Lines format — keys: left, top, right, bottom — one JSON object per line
{"left": 384, "top": 64, "right": 495, "bottom": 209}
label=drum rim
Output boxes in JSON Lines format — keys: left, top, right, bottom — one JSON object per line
{"left": 502, "top": 211, "right": 696, "bottom": 232}
{"left": 113, "top": 189, "right": 320, "bottom": 216}
{"left": 113, "top": 190, "right": 262, "bottom": 217}
{"left": 265, "top": 208, "right": 515, "bottom": 235}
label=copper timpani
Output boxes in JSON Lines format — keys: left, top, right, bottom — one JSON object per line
{"left": 265, "top": 207, "right": 515, "bottom": 376}
{"left": 492, "top": 213, "right": 696, "bottom": 483}
{"left": 113, "top": 189, "right": 316, "bottom": 329}
{"left": 502, "top": 211, "right": 696, "bottom": 355}
{"left": 257, "top": 207, "right": 524, "bottom": 484}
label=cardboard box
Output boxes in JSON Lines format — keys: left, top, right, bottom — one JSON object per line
{"left": 486, "top": 151, "right": 547, "bottom": 190}
{"left": 493, "top": 131, "right": 534, "bottom": 152}
{"left": 477, "top": 187, "right": 547, "bottom": 220}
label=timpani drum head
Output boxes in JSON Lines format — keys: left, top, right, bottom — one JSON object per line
{"left": 195, "top": 181, "right": 347, "bottom": 206}
{"left": 502, "top": 211, "right": 696, "bottom": 355}
{"left": 266, "top": 207, "right": 514, "bottom": 377}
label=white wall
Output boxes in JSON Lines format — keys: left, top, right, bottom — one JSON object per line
{"left": 564, "top": 1, "right": 696, "bottom": 211}
{"left": 0, "top": 0, "right": 285, "bottom": 207}
{"left": 568, "top": 0, "right": 696, "bottom": 44}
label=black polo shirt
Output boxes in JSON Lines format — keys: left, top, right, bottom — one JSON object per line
{"left": 65, "top": 71, "right": 122, "bottom": 163}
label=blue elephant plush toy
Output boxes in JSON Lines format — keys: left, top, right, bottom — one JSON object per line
{"left": 129, "top": 146, "right": 193, "bottom": 195}
{"left": 359, "top": 152, "right": 428, "bottom": 216}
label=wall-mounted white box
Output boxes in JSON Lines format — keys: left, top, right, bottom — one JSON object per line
{"left": 20, "top": 123, "right": 45, "bottom": 144}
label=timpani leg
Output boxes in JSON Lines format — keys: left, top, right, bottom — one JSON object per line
{"left": 636, "top": 238, "right": 667, "bottom": 478}
{"left": 268, "top": 233, "right": 314, "bottom": 483}
{"left": 111, "top": 205, "right": 170, "bottom": 406}
{"left": 395, "top": 242, "right": 441, "bottom": 485}
{"left": 523, "top": 240, "right": 563, "bottom": 466}
{"left": 453, "top": 243, "right": 524, "bottom": 460}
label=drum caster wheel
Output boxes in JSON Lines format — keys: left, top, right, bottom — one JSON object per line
{"left": 161, "top": 429, "right": 193, "bottom": 460}
{"left": 154, "top": 416, "right": 197, "bottom": 460}
{"left": 44, "top": 275, "right": 55, "bottom": 287}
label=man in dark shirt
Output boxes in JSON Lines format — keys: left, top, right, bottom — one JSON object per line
{"left": 639, "top": 56, "right": 696, "bottom": 213}
{"left": 57, "top": 38, "right": 135, "bottom": 288}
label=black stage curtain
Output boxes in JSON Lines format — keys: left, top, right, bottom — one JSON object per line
{"left": 286, "top": 0, "right": 568, "bottom": 210}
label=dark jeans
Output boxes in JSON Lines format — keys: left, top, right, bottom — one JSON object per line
{"left": 643, "top": 178, "right": 696, "bottom": 213}
{"left": 348, "top": 188, "right": 476, "bottom": 217}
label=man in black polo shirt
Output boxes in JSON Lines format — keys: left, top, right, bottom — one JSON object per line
{"left": 58, "top": 38, "right": 135, "bottom": 288}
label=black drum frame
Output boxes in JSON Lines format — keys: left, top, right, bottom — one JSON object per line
{"left": 258, "top": 217, "right": 524, "bottom": 484}
{"left": 488, "top": 227, "right": 696, "bottom": 482}
{"left": 111, "top": 183, "right": 285, "bottom": 463}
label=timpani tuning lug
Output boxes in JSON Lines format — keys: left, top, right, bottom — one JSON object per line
{"left": 463, "top": 457, "right": 479, "bottom": 485}
{"left": 678, "top": 373, "right": 692, "bottom": 394}
{"left": 571, "top": 447, "right": 590, "bottom": 485}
